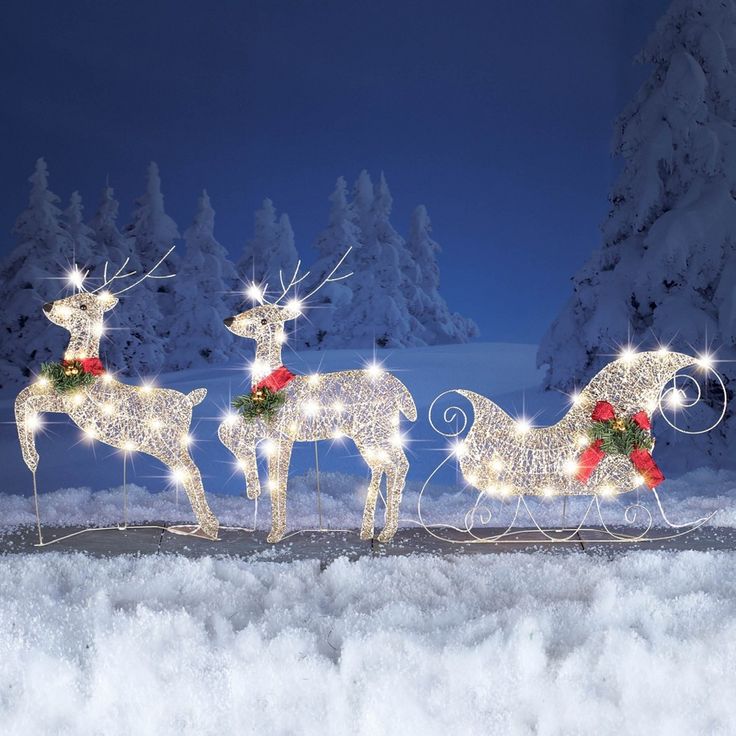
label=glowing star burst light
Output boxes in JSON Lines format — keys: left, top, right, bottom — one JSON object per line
{"left": 218, "top": 249, "right": 417, "bottom": 543}
{"left": 14, "top": 248, "right": 220, "bottom": 541}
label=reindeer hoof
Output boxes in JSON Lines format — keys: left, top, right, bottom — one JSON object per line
{"left": 267, "top": 529, "right": 285, "bottom": 543}
{"left": 377, "top": 528, "right": 397, "bottom": 543}
{"left": 359, "top": 529, "right": 374, "bottom": 541}
{"left": 246, "top": 488, "right": 261, "bottom": 500}
{"left": 166, "top": 525, "right": 220, "bottom": 541}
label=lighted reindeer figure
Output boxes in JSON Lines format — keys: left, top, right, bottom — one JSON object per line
{"left": 218, "top": 250, "right": 417, "bottom": 543}
{"left": 14, "top": 249, "right": 220, "bottom": 540}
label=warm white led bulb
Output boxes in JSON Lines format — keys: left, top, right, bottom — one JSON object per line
{"left": 286, "top": 298, "right": 303, "bottom": 315}
{"left": 620, "top": 346, "right": 636, "bottom": 363}
{"left": 67, "top": 268, "right": 85, "bottom": 290}
{"left": 366, "top": 362, "right": 384, "bottom": 378}
{"left": 246, "top": 284, "right": 264, "bottom": 303}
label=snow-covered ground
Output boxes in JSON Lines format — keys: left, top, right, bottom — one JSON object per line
{"left": 0, "top": 342, "right": 733, "bottom": 531}
{"left": 0, "top": 550, "right": 734, "bottom": 735}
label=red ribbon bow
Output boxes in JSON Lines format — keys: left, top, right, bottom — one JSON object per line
{"left": 63, "top": 357, "right": 105, "bottom": 377}
{"left": 576, "top": 401, "right": 664, "bottom": 489}
{"left": 255, "top": 365, "right": 296, "bottom": 393}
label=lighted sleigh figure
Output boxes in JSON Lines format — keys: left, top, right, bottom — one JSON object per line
{"left": 419, "top": 349, "right": 727, "bottom": 543}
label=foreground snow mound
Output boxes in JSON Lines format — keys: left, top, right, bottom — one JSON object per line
{"left": 1, "top": 467, "right": 735, "bottom": 531}
{"left": 0, "top": 551, "right": 734, "bottom": 735}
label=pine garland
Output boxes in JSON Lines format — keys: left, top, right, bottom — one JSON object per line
{"left": 588, "top": 417, "right": 653, "bottom": 456}
{"left": 233, "top": 386, "right": 287, "bottom": 422}
{"left": 40, "top": 360, "right": 97, "bottom": 394}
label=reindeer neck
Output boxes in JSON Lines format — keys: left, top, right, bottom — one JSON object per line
{"left": 253, "top": 333, "right": 284, "bottom": 386}
{"left": 64, "top": 324, "right": 101, "bottom": 361}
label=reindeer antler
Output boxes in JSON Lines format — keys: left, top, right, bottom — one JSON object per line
{"left": 301, "top": 247, "right": 353, "bottom": 301}
{"left": 266, "top": 247, "right": 353, "bottom": 305}
{"left": 90, "top": 246, "right": 176, "bottom": 296}
{"left": 271, "top": 260, "right": 312, "bottom": 304}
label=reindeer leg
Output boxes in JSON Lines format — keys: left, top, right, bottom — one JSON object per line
{"left": 14, "top": 386, "right": 65, "bottom": 472}
{"left": 164, "top": 451, "right": 220, "bottom": 540}
{"left": 241, "top": 440, "right": 262, "bottom": 500}
{"left": 360, "top": 462, "right": 383, "bottom": 541}
{"left": 266, "top": 439, "right": 292, "bottom": 543}
{"left": 377, "top": 449, "right": 408, "bottom": 543}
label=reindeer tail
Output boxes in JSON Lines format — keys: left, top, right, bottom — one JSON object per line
{"left": 398, "top": 383, "right": 417, "bottom": 422}
{"left": 187, "top": 388, "right": 207, "bottom": 406}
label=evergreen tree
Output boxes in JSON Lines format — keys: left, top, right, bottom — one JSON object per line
{"left": 237, "top": 198, "right": 299, "bottom": 291}
{"left": 61, "top": 191, "right": 97, "bottom": 269}
{"left": 407, "top": 204, "right": 479, "bottom": 343}
{"left": 167, "top": 190, "right": 238, "bottom": 368}
{"left": 0, "top": 159, "right": 71, "bottom": 386}
{"left": 122, "top": 162, "right": 179, "bottom": 370}
{"left": 88, "top": 184, "right": 163, "bottom": 373}
{"left": 296, "top": 177, "right": 358, "bottom": 348}
{"left": 331, "top": 170, "right": 410, "bottom": 348}
{"left": 538, "top": 0, "right": 736, "bottom": 466}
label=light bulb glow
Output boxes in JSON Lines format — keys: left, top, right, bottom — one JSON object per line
{"left": 26, "top": 414, "right": 41, "bottom": 432}
{"left": 366, "top": 362, "right": 384, "bottom": 379}
{"left": 245, "top": 284, "right": 264, "bottom": 303}
{"left": 67, "top": 268, "right": 85, "bottom": 290}
{"left": 286, "top": 298, "right": 303, "bottom": 315}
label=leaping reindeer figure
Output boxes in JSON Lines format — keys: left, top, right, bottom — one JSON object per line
{"left": 14, "top": 249, "right": 220, "bottom": 540}
{"left": 219, "top": 251, "right": 417, "bottom": 542}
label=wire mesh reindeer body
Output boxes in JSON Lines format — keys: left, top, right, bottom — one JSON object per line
{"left": 14, "top": 249, "right": 220, "bottom": 539}
{"left": 219, "top": 251, "right": 417, "bottom": 542}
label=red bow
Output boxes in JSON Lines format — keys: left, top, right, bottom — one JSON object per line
{"left": 576, "top": 401, "right": 664, "bottom": 489}
{"left": 255, "top": 366, "right": 296, "bottom": 392}
{"left": 63, "top": 357, "right": 105, "bottom": 377}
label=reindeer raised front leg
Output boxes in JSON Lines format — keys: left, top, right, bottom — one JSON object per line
{"left": 14, "top": 385, "right": 66, "bottom": 472}
{"left": 266, "top": 438, "right": 293, "bottom": 543}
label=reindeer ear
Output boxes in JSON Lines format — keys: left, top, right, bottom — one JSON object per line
{"left": 100, "top": 295, "right": 119, "bottom": 312}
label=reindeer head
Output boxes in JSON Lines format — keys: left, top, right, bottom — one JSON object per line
{"left": 42, "top": 248, "right": 175, "bottom": 362}
{"left": 225, "top": 248, "right": 353, "bottom": 343}
{"left": 43, "top": 291, "right": 118, "bottom": 333}
{"left": 223, "top": 302, "right": 302, "bottom": 340}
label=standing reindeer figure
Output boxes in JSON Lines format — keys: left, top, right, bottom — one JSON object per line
{"left": 14, "top": 249, "right": 220, "bottom": 540}
{"left": 218, "top": 251, "right": 417, "bottom": 542}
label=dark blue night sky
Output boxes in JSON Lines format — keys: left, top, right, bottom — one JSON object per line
{"left": 2, "top": 0, "right": 668, "bottom": 342}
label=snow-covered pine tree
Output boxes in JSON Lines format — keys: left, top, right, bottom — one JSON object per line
{"left": 296, "top": 177, "right": 358, "bottom": 349}
{"left": 331, "top": 170, "right": 411, "bottom": 348}
{"left": 237, "top": 198, "right": 299, "bottom": 292}
{"left": 122, "top": 162, "right": 180, "bottom": 371}
{"left": 407, "top": 204, "right": 479, "bottom": 343}
{"left": 538, "top": 0, "right": 736, "bottom": 467}
{"left": 61, "top": 191, "right": 97, "bottom": 270}
{"left": 88, "top": 183, "right": 164, "bottom": 373}
{"left": 0, "top": 159, "right": 71, "bottom": 386}
{"left": 167, "top": 190, "right": 238, "bottom": 369}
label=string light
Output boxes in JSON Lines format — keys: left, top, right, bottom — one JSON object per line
{"left": 219, "top": 248, "right": 417, "bottom": 543}
{"left": 14, "top": 248, "right": 220, "bottom": 540}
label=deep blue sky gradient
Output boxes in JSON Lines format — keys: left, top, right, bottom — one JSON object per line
{"left": 1, "top": 0, "right": 669, "bottom": 342}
